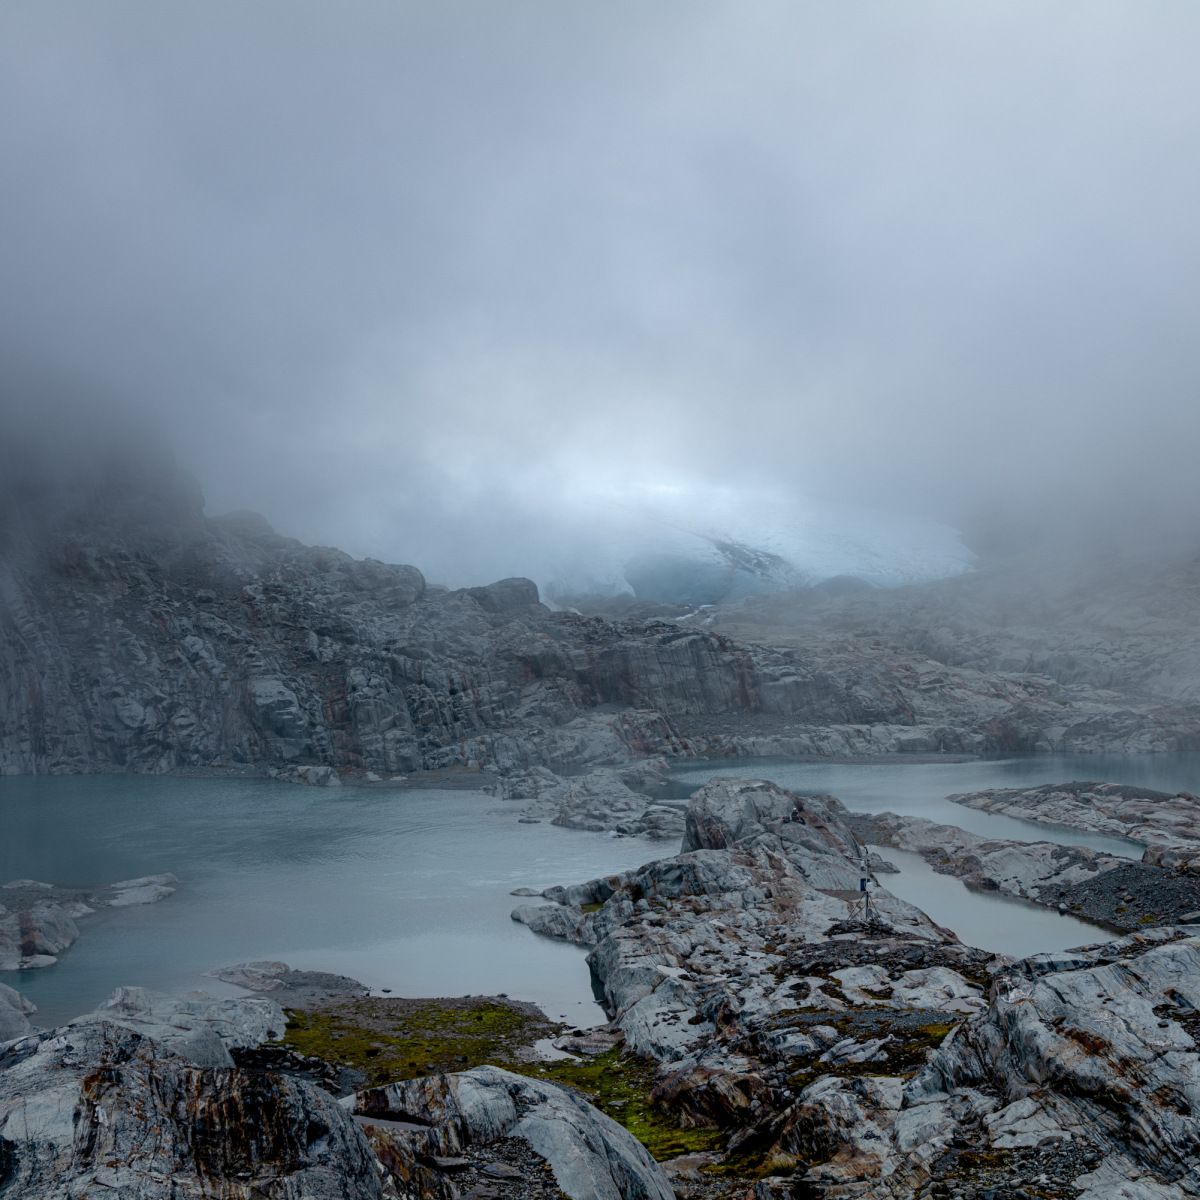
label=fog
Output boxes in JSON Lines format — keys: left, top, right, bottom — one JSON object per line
{"left": 2, "top": 1, "right": 1200, "bottom": 586}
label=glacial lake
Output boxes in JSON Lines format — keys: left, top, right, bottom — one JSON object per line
{"left": 0, "top": 776, "right": 656, "bottom": 1029}
{"left": 4, "top": 751, "right": 1199, "bottom": 1029}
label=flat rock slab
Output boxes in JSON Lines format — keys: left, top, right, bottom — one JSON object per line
{"left": 482, "top": 1162, "right": 524, "bottom": 1178}
{"left": 207, "top": 960, "right": 371, "bottom": 1004}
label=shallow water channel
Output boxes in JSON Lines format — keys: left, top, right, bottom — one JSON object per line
{"left": 5, "top": 751, "right": 1200, "bottom": 1028}
{"left": 665, "top": 752, "right": 1200, "bottom": 957}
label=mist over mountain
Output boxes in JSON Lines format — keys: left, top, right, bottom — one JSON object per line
{"left": 3, "top": 1, "right": 1200, "bottom": 584}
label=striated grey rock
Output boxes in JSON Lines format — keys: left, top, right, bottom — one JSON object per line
{"left": 67, "top": 986, "right": 286, "bottom": 1067}
{"left": 206, "top": 959, "right": 371, "bottom": 1004}
{"left": 512, "top": 779, "right": 1200, "bottom": 1195}
{"left": 909, "top": 926, "right": 1200, "bottom": 1194}
{"left": 0, "top": 874, "right": 176, "bottom": 971}
{"left": 507, "top": 765, "right": 685, "bottom": 840}
{"left": 0, "top": 899, "right": 78, "bottom": 971}
{"left": 349, "top": 1064, "right": 673, "bottom": 1200}
{"left": 0, "top": 1019, "right": 382, "bottom": 1199}
{"left": 949, "top": 780, "right": 1200, "bottom": 865}
{"left": 0, "top": 981, "right": 35, "bottom": 1041}
{"left": 852, "top": 808, "right": 1127, "bottom": 905}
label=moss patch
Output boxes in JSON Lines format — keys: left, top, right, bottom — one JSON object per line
{"left": 280, "top": 996, "right": 562, "bottom": 1088}
{"left": 512, "top": 1048, "right": 725, "bottom": 1162}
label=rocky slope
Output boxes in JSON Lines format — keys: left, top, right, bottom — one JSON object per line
{"left": 4, "top": 461, "right": 1200, "bottom": 780}
{"left": 695, "top": 547, "right": 1200, "bottom": 707}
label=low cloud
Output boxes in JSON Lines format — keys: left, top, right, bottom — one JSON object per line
{"left": 3, "top": 1, "right": 1199, "bottom": 581}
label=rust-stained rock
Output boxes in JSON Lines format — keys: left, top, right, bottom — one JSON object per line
{"left": 347, "top": 1064, "right": 674, "bottom": 1200}
{"left": 0, "top": 1020, "right": 383, "bottom": 1199}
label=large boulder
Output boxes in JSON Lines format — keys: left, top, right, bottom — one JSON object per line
{"left": 0, "top": 900, "right": 79, "bottom": 971}
{"left": 462, "top": 576, "right": 543, "bottom": 613}
{"left": 68, "top": 986, "right": 286, "bottom": 1068}
{"left": 350, "top": 1064, "right": 673, "bottom": 1200}
{"left": 0, "top": 981, "right": 34, "bottom": 1041}
{"left": 0, "top": 1020, "right": 382, "bottom": 1199}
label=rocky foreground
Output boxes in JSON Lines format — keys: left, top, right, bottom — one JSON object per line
{"left": 11, "top": 777, "right": 1200, "bottom": 1197}
{"left": 0, "top": 980, "right": 672, "bottom": 1200}
{"left": 510, "top": 778, "right": 1200, "bottom": 1198}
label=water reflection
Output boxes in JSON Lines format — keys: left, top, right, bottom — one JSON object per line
{"left": 869, "top": 846, "right": 1112, "bottom": 957}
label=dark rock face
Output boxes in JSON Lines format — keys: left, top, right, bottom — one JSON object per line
{"left": 0, "top": 1021, "right": 383, "bottom": 1199}
{"left": 5, "top": 461, "right": 1200, "bottom": 778}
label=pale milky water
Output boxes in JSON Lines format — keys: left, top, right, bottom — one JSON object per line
{"left": 7, "top": 752, "right": 1200, "bottom": 1028}
{"left": 0, "top": 776, "right": 656, "bottom": 1028}
{"left": 665, "top": 753, "right": 1200, "bottom": 958}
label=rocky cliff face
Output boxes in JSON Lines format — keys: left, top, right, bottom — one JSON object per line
{"left": 4, "top": 462, "right": 1200, "bottom": 778}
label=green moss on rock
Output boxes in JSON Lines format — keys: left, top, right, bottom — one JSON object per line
{"left": 512, "top": 1048, "right": 725, "bottom": 1162}
{"left": 281, "top": 996, "right": 561, "bottom": 1087}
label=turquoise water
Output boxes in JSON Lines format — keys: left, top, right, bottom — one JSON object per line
{"left": 0, "top": 776, "right": 656, "bottom": 1028}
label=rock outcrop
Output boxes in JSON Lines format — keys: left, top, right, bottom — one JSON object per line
{"left": 0, "top": 982, "right": 35, "bottom": 1041}
{"left": 0, "top": 989, "right": 381, "bottom": 1200}
{"left": 849, "top": 810, "right": 1129, "bottom": 906}
{"left": 490, "top": 762, "right": 687, "bottom": 839}
{"left": 349, "top": 1065, "right": 674, "bottom": 1200}
{"left": 0, "top": 874, "right": 176, "bottom": 971}
{"left": 0, "top": 984, "right": 678, "bottom": 1200}
{"left": 510, "top": 779, "right": 1200, "bottom": 1197}
{"left": 949, "top": 781, "right": 1200, "bottom": 865}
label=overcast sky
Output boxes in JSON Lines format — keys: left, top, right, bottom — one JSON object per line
{"left": 2, "top": 1, "right": 1199, "bottom": 578}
